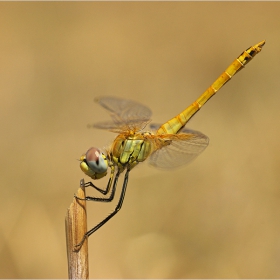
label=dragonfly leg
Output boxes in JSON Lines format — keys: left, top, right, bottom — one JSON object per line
{"left": 83, "top": 166, "right": 115, "bottom": 195}
{"left": 74, "top": 167, "right": 130, "bottom": 250}
{"left": 75, "top": 168, "right": 118, "bottom": 203}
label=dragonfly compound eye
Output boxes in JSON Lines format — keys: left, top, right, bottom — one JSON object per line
{"left": 80, "top": 147, "right": 108, "bottom": 180}
{"left": 86, "top": 147, "right": 108, "bottom": 174}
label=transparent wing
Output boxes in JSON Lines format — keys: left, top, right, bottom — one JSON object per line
{"left": 92, "top": 96, "right": 152, "bottom": 132}
{"left": 149, "top": 124, "right": 209, "bottom": 169}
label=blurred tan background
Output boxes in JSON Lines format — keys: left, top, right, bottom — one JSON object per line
{"left": 1, "top": 2, "right": 280, "bottom": 278}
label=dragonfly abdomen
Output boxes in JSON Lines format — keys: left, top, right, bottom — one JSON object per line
{"left": 156, "top": 40, "right": 265, "bottom": 135}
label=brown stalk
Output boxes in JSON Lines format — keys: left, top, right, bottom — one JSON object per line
{"left": 65, "top": 179, "right": 89, "bottom": 279}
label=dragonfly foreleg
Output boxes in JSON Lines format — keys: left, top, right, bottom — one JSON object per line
{"left": 83, "top": 166, "right": 115, "bottom": 195}
{"left": 74, "top": 167, "right": 130, "bottom": 250}
{"left": 75, "top": 169, "right": 118, "bottom": 203}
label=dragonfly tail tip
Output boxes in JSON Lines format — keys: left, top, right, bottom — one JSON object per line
{"left": 258, "top": 40, "right": 266, "bottom": 48}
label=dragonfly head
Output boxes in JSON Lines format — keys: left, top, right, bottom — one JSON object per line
{"left": 80, "top": 147, "right": 108, "bottom": 180}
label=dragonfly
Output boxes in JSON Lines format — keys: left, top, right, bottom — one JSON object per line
{"left": 75, "top": 40, "right": 265, "bottom": 249}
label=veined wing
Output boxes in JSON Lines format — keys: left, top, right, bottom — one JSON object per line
{"left": 149, "top": 124, "right": 209, "bottom": 169}
{"left": 92, "top": 96, "right": 152, "bottom": 132}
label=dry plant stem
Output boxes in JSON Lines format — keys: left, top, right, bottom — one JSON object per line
{"left": 65, "top": 179, "right": 89, "bottom": 279}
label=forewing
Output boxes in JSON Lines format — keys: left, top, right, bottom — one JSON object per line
{"left": 93, "top": 96, "right": 152, "bottom": 131}
{"left": 149, "top": 124, "right": 209, "bottom": 169}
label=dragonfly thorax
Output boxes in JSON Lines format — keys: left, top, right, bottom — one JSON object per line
{"left": 110, "top": 133, "right": 154, "bottom": 171}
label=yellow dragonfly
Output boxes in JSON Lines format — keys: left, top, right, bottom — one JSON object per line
{"left": 76, "top": 40, "right": 265, "bottom": 248}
